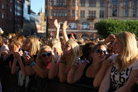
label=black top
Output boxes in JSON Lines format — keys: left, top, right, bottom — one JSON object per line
{"left": 77, "top": 63, "right": 94, "bottom": 87}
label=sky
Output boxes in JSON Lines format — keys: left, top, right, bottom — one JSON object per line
{"left": 31, "top": 0, "right": 45, "bottom": 14}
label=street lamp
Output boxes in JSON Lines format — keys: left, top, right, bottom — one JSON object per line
{"left": 46, "top": 0, "right": 49, "bottom": 38}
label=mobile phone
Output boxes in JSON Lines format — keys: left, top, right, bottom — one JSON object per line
{"left": 25, "top": 51, "right": 29, "bottom": 56}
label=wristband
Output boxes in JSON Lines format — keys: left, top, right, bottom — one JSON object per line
{"left": 30, "top": 62, "right": 35, "bottom": 66}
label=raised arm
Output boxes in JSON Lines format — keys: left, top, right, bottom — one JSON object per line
{"left": 62, "top": 21, "right": 69, "bottom": 43}
{"left": 99, "top": 66, "right": 112, "bottom": 92}
{"left": 93, "top": 59, "right": 112, "bottom": 88}
{"left": 54, "top": 19, "right": 60, "bottom": 39}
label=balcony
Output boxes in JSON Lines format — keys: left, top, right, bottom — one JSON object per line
{"left": 87, "top": 17, "right": 96, "bottom": 21}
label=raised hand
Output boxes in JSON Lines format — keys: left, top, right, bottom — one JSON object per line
{"left": 13, "top": 52, "right": 21, "bottom": 61}
{"left": 54, "top": 19, "right": 60, "bottom": 29}
{"left": 52, "top": 47, "right": 60, "bottom": 62}
{"left": 103, "top": 59, "right": 113, "bottom": 68}
{"left": 62, "top": 21, "right": 68, "bottom": 30}
{"left": 24, "top": 55, "right": 34, "bottom": 64}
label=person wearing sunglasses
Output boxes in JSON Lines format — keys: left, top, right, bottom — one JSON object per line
{"left": 67, "top": 43, "right": 108, "bottom": 90}
{"left": 99, "top": 32, "right": 138, "bottom": 92}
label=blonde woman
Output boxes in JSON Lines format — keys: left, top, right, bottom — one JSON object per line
{"left": 99, "top": 32, "right": 138, "bottom": 92}
{"left": 59, "top": 40, "right": 80, "bottom": 82}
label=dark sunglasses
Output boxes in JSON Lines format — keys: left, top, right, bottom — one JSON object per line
{"left": 96, "top": 49, "right": 108, "bottom": 55}
{"left": 41, "top": 52, "right": 52, "bottom": 57}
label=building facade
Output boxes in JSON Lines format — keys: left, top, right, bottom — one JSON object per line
{"left": 45, "top": 0, "right": 106, "bottom": 39}
{"left": 106, "top": 0, "right": 138, "bottom": 20}
{"left": 0, "top": 0, "right": 24, "bottom": 35}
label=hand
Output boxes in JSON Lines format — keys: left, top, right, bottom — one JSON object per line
{"left": 54, "top": 19, "right": 60, "bottom": 29}
{"left": 24, "top": 55, "right": 34, "bottom": 64}
{"left": 105, "top": 34, "right": 116, "bottom": 43}
{"left": 62, "top": 21, "right": 68, "bottom": 30}
{"left": 13, "top": 52, "right": 21, "bottom": 61}
{"left": 52, "top": 47, "right": 60, "bottom": 61}
{"left": 72, "top": 56, "right": 80, "bottom": 66}
{"left": 103, "top": 59, "right": 113, "bottom": 68}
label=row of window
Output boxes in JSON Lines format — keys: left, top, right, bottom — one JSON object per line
{"left": 2, "top": 2, "right": 12, "bottom": 12}
{"left": 50, "top": 10, "right": 105, "bottom": 18}
{"left": 112, "top": 8, "right": 137, "bottom": 17}
{"left": 1, "top": 12, "right": 13, "bottom": 19}
{"left": 80, "top": 0, "right": 104, "bottom": 7}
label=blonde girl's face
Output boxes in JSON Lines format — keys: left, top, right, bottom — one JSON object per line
{"left": 63, "top": 42, "right": 72, "bottom": 55}
{"left": 23, "top": 38, "right": 31, "bottom": 51}
{"left": 114, "top": 39, "right": 123, "bottom": 54}
{"left": 41, "top": 48, "right": 52, "bottom": 63}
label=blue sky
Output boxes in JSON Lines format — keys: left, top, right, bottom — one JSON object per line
{"left": 31, "top": 0, "right": 45, "bottom": 14}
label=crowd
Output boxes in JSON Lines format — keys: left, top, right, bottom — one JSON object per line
{"left": 0, "top": 19, "right": 138, "bottom": 92}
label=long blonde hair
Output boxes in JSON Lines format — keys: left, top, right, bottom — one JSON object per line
{"left": 47, "top": 38, "right": 63, "bottom": 56}
{"left": 36, "top": 45, "right": 52, "bottom": 68}
{"left": 66, "top": 40, "right": 80, "bottom": 68}
{"left": 115, "top": 32, "right": 138, "bottom": 72}
{"left": 27, "top": 36, "right": 41, "bottom": 56}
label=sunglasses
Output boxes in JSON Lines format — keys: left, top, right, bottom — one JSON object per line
{"left": 41, "top": 52, "right": 52, "bottom": 57}
{"left": 96, "top": 49, "right": 108, "bottom": 55}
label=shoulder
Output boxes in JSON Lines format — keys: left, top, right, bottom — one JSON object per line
{"left": 108, "top": 54, "right": 118, "bottom": 63}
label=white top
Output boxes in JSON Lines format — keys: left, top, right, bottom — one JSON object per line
{"left": 108, "top": 54, "right": 138, "bottom": 91}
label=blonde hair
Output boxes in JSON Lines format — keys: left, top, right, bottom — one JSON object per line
{"left": 27, "top": 36, "right": 41, "bottom": 56}
{"left": 47, "top": 38, "right": 63, "bottom": 56}
{"left": 115, "top": 32, "right": 138, "bottom": 72}
{"left": 36, "top": 45, "right": 52, "bottom": 68}
{"left": 66, "top": 40, "right": 80, "bottom": 68}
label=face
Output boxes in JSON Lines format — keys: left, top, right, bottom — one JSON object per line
{"left": 41, "top": 48, "right": 52, "bottom": 63}
{"left": 92, "top": 45, "right": 107, "bottom": 63}
{"left": 113, "top": 39, "right": 123, "bottom": 54}
{"left": 22, "top": 38, "right": 31, "bottom": 51}
{"left": 63, "top": 42, "right": 72, "bottom": 55}
{"left": 9, "top": 44, "right": 20, "bottom": 52}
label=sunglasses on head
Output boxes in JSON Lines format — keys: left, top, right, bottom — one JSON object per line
{"left": 41, "top": 52, "right": 52, "bottom": 57}
{"left": 96, "top": 49, "right": 108, "bottom": 55}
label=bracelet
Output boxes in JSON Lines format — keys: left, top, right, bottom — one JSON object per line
{"left": 30, "top": 62, "right": 35, "bottom": 66}
{"left": 60, "top": 61, "right": 65, "bottom": 63}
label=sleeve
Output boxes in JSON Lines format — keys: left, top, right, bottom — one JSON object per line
{"left": 107, "top": 54, "right": 118, "bottom": 63}
{"left": 132, "top": 59, "right": 138, "bottom": 70}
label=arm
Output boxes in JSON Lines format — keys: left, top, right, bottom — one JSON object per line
{"left": 93, "top": 59, "right": 112, "bottom": 87}
{"left": 99, "top": 66, "right": 112, "bottom": 92}
{"left": 11, "top": 58, "right": 19, "bottom": 74}
{"left": 54, "top": 19, "right": 60, "bottom": 39}
{"left": 48, "top": 61, "right": 59, "bottom": 79}
{"left": 59, "top": 62, "right": 67, "bottom": 82}
{"left": 67, "top": 63, "right": 86, "bottom": 84}
{"left": 62, "top": 21, "right": 69, "bottom": 43}
{"left": 115, "top": 70, "right": 138, "bottom": 92}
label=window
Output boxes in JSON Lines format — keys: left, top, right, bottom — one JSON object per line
{"left": 124, "top": 9, "right": 128, "bottom": 17}
{"left": 54, "top": 10, "right": 56, "bottom": 16}
{"left": 89, "top": 0, "right": 96, "bottom": 7}
{"left": 100, "top": 0, "right": 104, "bottom": 7}
{"left": 50, "top": 0, "right": 53, "bottom": 5}
{"left": 62, "top": 10, "right": 64, "bottom": 16}
{"left": 57, "top": 10, "right": 59, "bottom": 16}
{"left": 100, "top": 10, "right": 104, "bottom": 18}
{"left": 2, "top": 2, "right": 4, "bottom": 9}
{"left": 82, "top": 22, "right": 90, "bottom": 30}
{"left": 80, "top": 10, "right": 85, "bottom": 18}
{"left": 72, "top": 0, "right": 75, "bottom": 6}
{"left": 59, "top": 10, "right": 61, "bottom": 16}
{"left": 113, "top": 0, "right": 117, "bottom": 5}
{"left": 133, "top": 0, "right": 136, "bottom": 6}
{"left": 124, "top": 0, "right": 128, "bottom": 6}
{"left": 112, "top": 8, "right": 117, "bottom": 16}
{"left": 133, "top": 9, "right": 136, "bottom": 17}
{"left": 80, "top": 0, "right": 85, "bottom": 7}
{"left": 50, "top": 10, "right": 52, "bottom": 16}
{"left": 10, "top": 0, "right": 12, "bottom": 3}
{"left": 10, "top": 7, "right": 12, "bottom": 12}
{"left": 89, "top": 11, "right": 96, "bottom": 19}
{"left": 65, "top": 10, "right": 67, "bottom": 16}
{"left": 2, "top": 12, "right": 4, "bottom": 19}
{"left": 72, "top": 10, "right": 75, "bottom": 17}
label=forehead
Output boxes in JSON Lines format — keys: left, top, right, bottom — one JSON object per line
{"left": 95, "top": 45, "right": 106, "bottom": 50}
{"left": 41, "top": 48, "right": 51, "bottom": 53}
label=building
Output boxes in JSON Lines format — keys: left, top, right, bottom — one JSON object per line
{"left": 45, "top": 0, "right": 106, "bottom": 39}
{"left": 0, "top": 0, "right": 24, "bottom": 35}
{"left": 106, "top": 0, "right": 138, "bottom": 20}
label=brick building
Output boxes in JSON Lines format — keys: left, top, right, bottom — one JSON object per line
{"left": 45, "top": 0, "right": 138, "bottom": 39}
{"left": 0, "top": 0, "right": 24, "bottom": 35}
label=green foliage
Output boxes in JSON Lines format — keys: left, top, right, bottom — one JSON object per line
{"left": 95, "top": 19, "right": 138, "bottom": 38}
